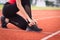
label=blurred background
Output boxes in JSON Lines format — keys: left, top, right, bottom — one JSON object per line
{"left": 0, "top": 0, "right": 60, "bottom": 7}
{"left": 31, "top": 0, "right": 60, "bottom": 7}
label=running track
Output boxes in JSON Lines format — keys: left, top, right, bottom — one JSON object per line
{"left": 0, "top": 10, "right": 60, "bottom": 40}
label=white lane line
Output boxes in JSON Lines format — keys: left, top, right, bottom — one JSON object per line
{"left": 41, "top": 32, "right": 52, "bottom": 34}
{"left": 41, "top": 30, "right": 60, "bottom": 40}
{"left": 33, "top": 16, "right": 60, "bottom": 20}
{"left": 33, "top": 16, "right": 60, "bottom": 22}
{"left": 38, "top": 16, "right": 60, "bottom": 20}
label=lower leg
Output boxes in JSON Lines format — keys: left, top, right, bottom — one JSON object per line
{"left": 9, "top": 15, "right": 28, "bottom": 30}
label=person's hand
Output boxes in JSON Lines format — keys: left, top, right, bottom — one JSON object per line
{"left": 28, "top": 19, "right": 36, "bottom": 27}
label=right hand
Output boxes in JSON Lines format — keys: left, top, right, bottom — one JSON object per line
{"left": 28, "top": 19, "right": 36, "bottom": 26}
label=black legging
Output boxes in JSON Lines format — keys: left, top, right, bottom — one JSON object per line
{"left": 2, "top": 2, "right": 32, "bottom": 30}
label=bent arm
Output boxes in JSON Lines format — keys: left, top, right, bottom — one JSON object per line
{"left": 16, "top": 0, "right": 32, "bottom": 21}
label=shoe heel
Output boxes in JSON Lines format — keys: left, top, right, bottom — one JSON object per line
{"left": 1, "top": 16, "right": 7, "bottom": 28}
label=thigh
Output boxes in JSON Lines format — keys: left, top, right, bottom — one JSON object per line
{"left": 21, "top": 0, "right": 32, "bottom": 19}
{"left": 2, "top": 2, "right": 19, "bottom": 18}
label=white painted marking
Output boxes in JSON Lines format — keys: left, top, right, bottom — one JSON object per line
{"left": 35, "top": 16, "right": 60, "bottom": 20}
{"left": 41, "top": 30, "right": 60, "bottom": 40}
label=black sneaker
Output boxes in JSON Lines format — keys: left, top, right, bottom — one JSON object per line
{"left": 26, "top": 24, "right": 42, "bottom": 32}
{"left": 1, "top": 16, "right": 7, "bottom": 28}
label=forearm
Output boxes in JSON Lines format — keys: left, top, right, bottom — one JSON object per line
{"left": 19, "top": 5, "right": 31, "bottom": 20}
{"left": 16, "top": 0, "right": 31, "bottom": 21}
